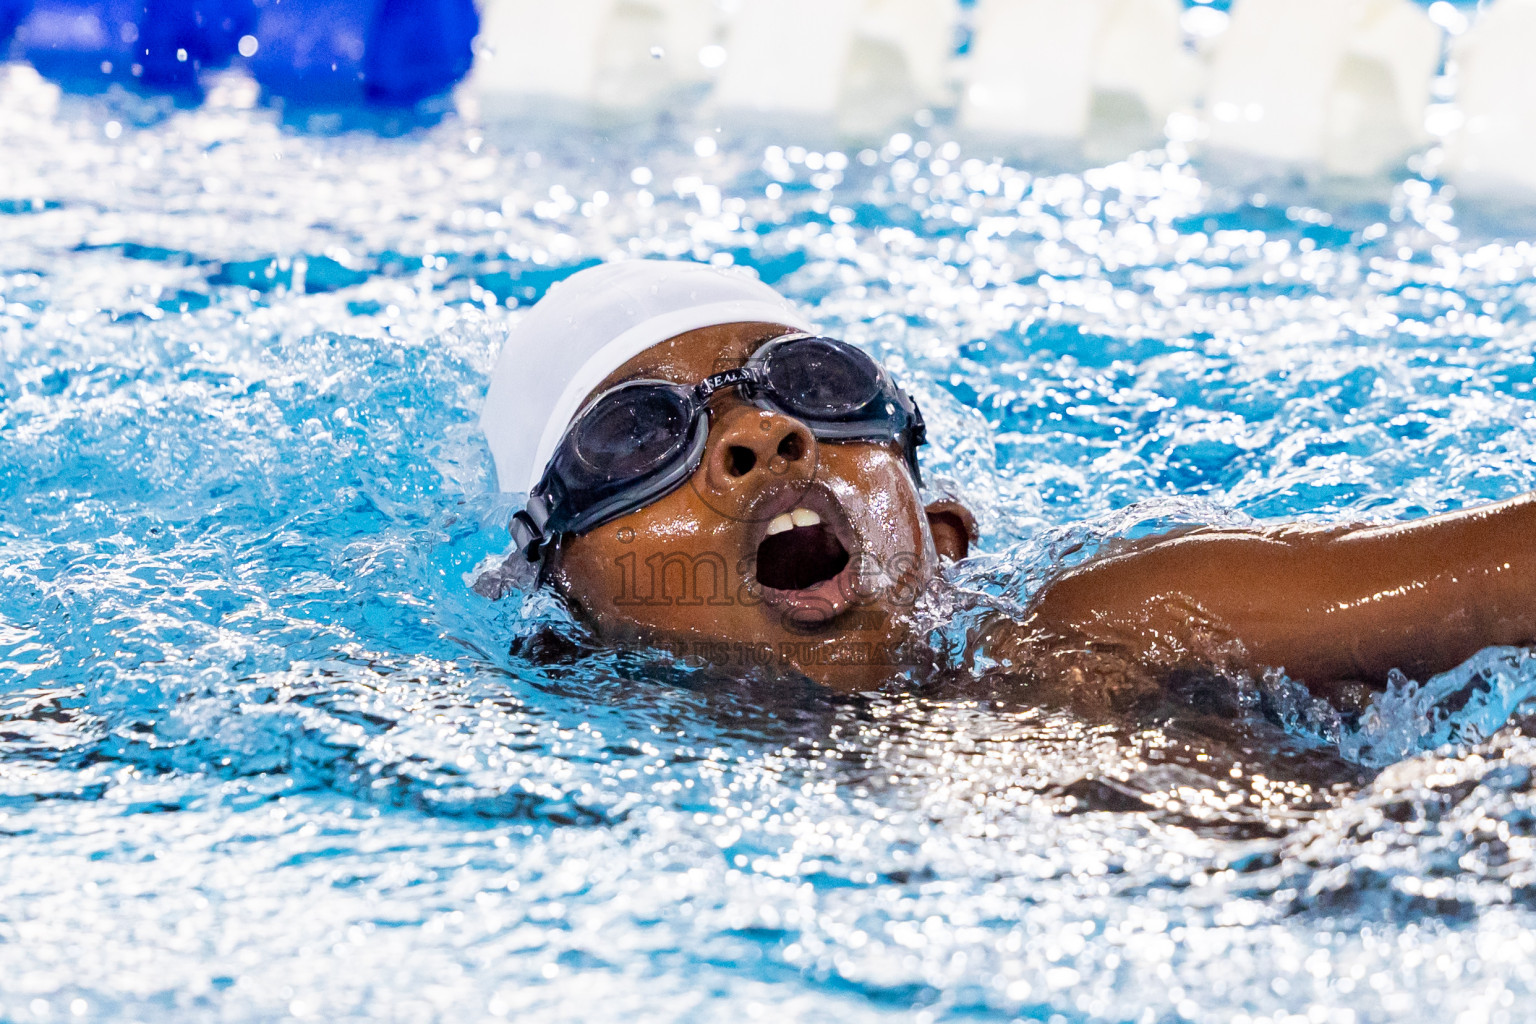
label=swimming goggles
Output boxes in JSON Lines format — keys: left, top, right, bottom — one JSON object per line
{"left": 511, "top": 333, "right": 926, "bottom": 560}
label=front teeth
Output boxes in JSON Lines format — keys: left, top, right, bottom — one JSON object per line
{"left": 766, "top": 507, "right": 823, "bottom": 535}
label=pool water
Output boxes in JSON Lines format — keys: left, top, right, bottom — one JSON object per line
{"left": 5, "top": 64, "right": 1536, "bottom": 1023}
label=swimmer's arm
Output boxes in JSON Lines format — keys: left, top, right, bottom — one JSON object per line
{"left": 1024, "top": 492, "right": 1536, "bottom": 693}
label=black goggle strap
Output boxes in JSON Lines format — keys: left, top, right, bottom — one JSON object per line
{"left": 511, "top": 492, "right": 552, "bottom": 562}
{"left": 513, "top": 408, "right": 711, "bottom": 563}
{"left": 904, "top": 395, "right": 926, "bottom": 488}
{"left": 695, "top": 364, "right": 758, "bottom": 400}
{"left": 693, "top": 330, "right": 817, "bottom": 400}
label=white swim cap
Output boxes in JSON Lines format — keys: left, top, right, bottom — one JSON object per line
{"left": 480, "top": 260, "right": 814, "bottom": 494}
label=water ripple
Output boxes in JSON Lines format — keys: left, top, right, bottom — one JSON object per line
{"left": 3, "top": 64, "right": 1536, "bottom": 1023}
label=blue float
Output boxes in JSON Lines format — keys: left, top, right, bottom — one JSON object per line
{"left": 362, "top": 0, "right": 477, "bottom": 106}
{"left": 0, "top": 0, "right": 33, "bottom": 50}
{"left": 246, "top": 0, "right": 476, "bottom": 106}
{"left": 5, "top": 0, "right": 474, "bottom": 104}
{"left": 11, "top": 0, "right": 253, "bottom": 89}
{"left": 12, "top": 0, "right": 139, "bottom": 85}
{"left": 135, "top": 0, "right": 256, "bottom": 87}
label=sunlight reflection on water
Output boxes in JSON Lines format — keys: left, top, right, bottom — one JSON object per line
{"left": 4, "top": 64, "right": 1536, "bottom": 1022}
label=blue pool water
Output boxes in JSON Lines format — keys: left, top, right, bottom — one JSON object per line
{"left": 6, "top": 66, "right": 1536, "bottom": 1023}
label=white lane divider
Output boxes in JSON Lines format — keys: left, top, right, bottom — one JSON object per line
{"left": 466, "top": 0, "right": 721, "bottom": 113}
{"left": 1202, "top": 0, "right": 1440, "bottom": 176}
{"left": 960, "top": 0, "right": 1202, "bottom": 150}
{"left": 959, "top": 0, "right": 1107, "bottom": 141}
{"left": 1443, "top": 0, "right": 1536, "bottom": 197}
{"left": 710, "top": 0, "right": 957, "bottom": 136}
{"left": 710, "top": 0, "right": 866, "bottom": 120}
{"left": 460, "top": 0, "right": 1536, "bottom": 194}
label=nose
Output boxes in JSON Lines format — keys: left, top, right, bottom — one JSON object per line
{"left": 703, "top": 404, "right": 816, "bottom": 494}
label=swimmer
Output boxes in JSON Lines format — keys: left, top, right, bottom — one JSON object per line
{"left": 480, "top": 260, "right": 1536, "bottom": 712}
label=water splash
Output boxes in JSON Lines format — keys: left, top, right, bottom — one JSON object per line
{"left": 1263, "top": 646, "right": 1536, "bottom": 768}
{"left": 7, "top": 61, "right": 1536, "bottom": 1024}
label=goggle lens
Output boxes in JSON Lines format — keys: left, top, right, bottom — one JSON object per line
{"left": 566, "top": 384, "right": 692, "bottom": 482}
{"left": 522, "top": 333, "right": 924, "bottom": 555}
{"left": 760, "top": 337, "right": 882, "bottom": 419}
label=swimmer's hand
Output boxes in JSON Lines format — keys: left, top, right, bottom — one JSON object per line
{"left": 1020, "top": 492, "right": 1536, "bottom": 696}
{"left": 471, "top": 549, "right": 539, "bottom": 599}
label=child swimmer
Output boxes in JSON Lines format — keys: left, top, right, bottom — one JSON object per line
{"left": 481, "top": 260, "right": 1536, "bottom": 712}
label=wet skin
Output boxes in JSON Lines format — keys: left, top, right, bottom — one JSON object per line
{"left": 546, "top": 322, "right": 972, "bottom": 691}
{"left": 546, "top": 322, "right": 1536, "bottom": 701}
{"left": 1024, "top": 504, "right": 1536, "bottom": 701}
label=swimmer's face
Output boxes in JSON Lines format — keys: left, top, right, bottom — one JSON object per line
{"left": 546, "top": 322, "right": 971, "bottom": 691}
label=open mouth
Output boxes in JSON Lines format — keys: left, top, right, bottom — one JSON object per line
{"left": 755, "top": 507, "right": 851, "bottom": 591}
